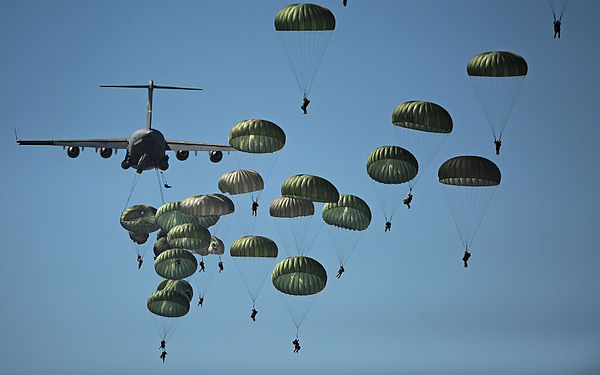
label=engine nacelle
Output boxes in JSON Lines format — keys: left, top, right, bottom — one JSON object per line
{"left": 176, "top": 150, "right": 189, "bottom": 161}
{"left": 209, "top": 151, "right": 223, "bottom": 163}
{"left": 121, "top": 159, "right": 130, "bottom": 169}
{"left": 100, "top": 148, "right": 113, "bottom": 159}
{"left": 67, "top": 146, "right": 80, "bottom": 158}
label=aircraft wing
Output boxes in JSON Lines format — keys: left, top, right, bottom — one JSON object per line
{"left": 16, "top": 137, "right": 129, "bottom": 149}
{"left": 166, "top": 140, "right": 236, "bottom": 152}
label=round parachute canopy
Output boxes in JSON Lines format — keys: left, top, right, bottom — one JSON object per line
{"left": 272, "top": 256, "right": 327, "bottom": 296}
{"left": 228, "top": 119, "right": 286, "bottom": 154}
{"left": 230, "top": 236, "right": 279, "bottom": 258}
{"left": 467, "top": 51, "right": 528, "bottom": 77}
{"left": 270, "top": 196, "right": 315, "bottom": 218}
{"left": 208, "top": 235, "right": 225, "bottom": 256}
{"left": 281, "top": 174, "right": 339, "bottom": 203}
{"left": 274, "top": 3, "right": 336, "bottom": 31}
{"left": 129, "top": 231, "right": 149, "bottom": 245}
{"left": 120, "top": 205, "right": 159, "bottom": 233}
{"left": 147, "top": 289, "right": 190, "bottom": 318}
{"left": 392, "top": 101, "right": 453, "bottom": 134}
{"left": 153, "top": 237, "right": 171, "bottom": 258}
{"left": 167, "top": 224, "right": 211, "bottom": 252}
{"left": 322, "top": 194, "right": 371, "bottom": 231}
{"left": 366, "top": 146, "right": 418, "bottom": 184}
{"left": 154, "top": 249, "right": 198, "bottom": 280}
{"left": 181, "top": 194, "right": 234, "bottom": 217}
{"left": 157, "top": 279, "right": 193, "bottom": 303}
{"left": 438, "top": 156, "right": 501, "bottom": 187}
{"left": 155, "top": 201, "right": 199, "bottom": 233}
{"left": 218, "top": 169, "right": 264, "bottom": 195}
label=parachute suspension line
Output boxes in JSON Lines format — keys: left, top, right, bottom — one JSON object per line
{"left": 154, "top": 168, "right": 165, "bottom": 206}
{"left": 296, "top": 327, "right": 299, "bottom": 339}
{"left": 277, "top": 30, "right": 333, "bottom": 97}
{"left": 470, "top": 76, "right": 525, "bottom": 142}
{"left": 123, "top": 173, "right": 141, "bottom": 210}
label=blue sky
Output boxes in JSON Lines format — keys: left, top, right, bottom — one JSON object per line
{"left": 2, "top": 1, "right": 599, "bottom": 374}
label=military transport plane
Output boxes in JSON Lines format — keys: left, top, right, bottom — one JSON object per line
{"left": 16, "top": 80, "right": 235, "bottom": 173}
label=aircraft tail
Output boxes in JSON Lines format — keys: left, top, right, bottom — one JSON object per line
{"left": 100, "top": 80, "right": 203, "bottom": 129}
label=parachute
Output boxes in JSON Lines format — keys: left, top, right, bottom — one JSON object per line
{"left": 270, "top": 196, "right": 320, "bottom": 257}
{"left": 274, "top": 3, "right": 335, "bottom": 99}
{"left": 366, "top": 146, "right": 418, "bottom": 223}
{"left": 180, "top": 194, "right": 234, "bottom": 217}
{"left": 230, "top": 236, "right": 278, "bottom": 312}
{"left": 120, "top": 204, "right": 159, "bottom": 262}
{"left": 218, "top": 170, "right": 264, "bottom": 196}
{"left": 167, "top": 224, "right": 211, "bottom": 255}
{"left": 120, "top": 205, "right": 159, "bottom": 234}
{"left": 147, "top": 288, "right": 190, "bottom": 341}
{"left": 218, "top": 169, "right": 265, "bottom": 235}
{"left": 322, "top": 194, "right": 371, "bottom": 270}
{"left": 229, "top": 119, "right": 286, "bottom": 154}
{"left": 438, "top": 156, "right": 501, "bottom": 256}
{"left": 155, "top": 201, "right": 199, "bottom": 233}
{"left": 154, "top": 249, "right": 198, "bottom": 280}
{"left": 228, "top": 119, "right": 286, "bottom": 223}
{"left": 392, "top": 101, "right": 453, "bottom": 192}
{"left": 128, "top": 231, "right": 149, "bottom": 245}
{"left": 281, "top": 174, "right": 339, "bottom": 203}
{"left": 467, "top": 51, "right": 528, "bottom": 149}
{"left": 157, "top": 279, "right": 194, "bottom": 303}
{"left": 147, "top": 289, "right": 190, "bottom": 318}
{"left": 153, "top": 237, "right": 171, "bottom": 259}
{"left": 272, "top": 256, "right": 327, "bottom": 338}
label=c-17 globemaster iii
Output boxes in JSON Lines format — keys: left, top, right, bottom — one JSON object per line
{"left": 16, "top": 80, "right": 235, "bottom": 173}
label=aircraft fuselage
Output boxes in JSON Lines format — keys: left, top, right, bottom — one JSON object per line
{"left": 122, "top": 128, "right": 169, "bottom": 171}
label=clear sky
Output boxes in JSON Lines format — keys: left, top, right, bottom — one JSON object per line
{"left": 2, "top": 1, "right": 599, "bottom": 374}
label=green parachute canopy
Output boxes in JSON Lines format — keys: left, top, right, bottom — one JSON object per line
{"left": 157, "top": 279, "right": 193, "bottom": 303}
{"left": 366, "top": 146, "right": 418, "bottom": 184}
{"left": 181, "top": 194, "right": 234, "bottom": 217}
{"left": 228, "top": 119, "right": 286, "bottom": 154}
{"left": 392, "top": 101, "right": 453, "bottom": 134}
{"left": 467, "top": 51, "right": 528, "bottom": 77}
{"left": 438, "top": 156, "right": 501, "bottom": 187}
{"left": 153, "top": 237, "right": 171, "bottom": 258}
{"left": 167, "top": 224, "right": 211, "bottom": 252}
{"left": 272, "top": 256, "right": 327, "bottom": 296}
{"left": 274, "top": 3, "right": 336, "bottom": 31}
{"left": 218, "top": 169, "right": 264, "bottom": 195}
{"left": 281, "top": 174, "right": 339, "bottom": 203}
{"left": 154, "top": 249, "right": 198, "bottom": 280}
{"left": 322, "top": 194, "right": 371, "bottom": 231}
{"left": 147, "top": 289, "right": 190, "bottom": 318}
{"left": 120, "top": 205, "right": 159, "bottom": 234}
{"left": 128, "top": 231, "right": 149, "bottom": 245}
{"left": 269, "top": 196, "right": 315, "bottom": 218}
{"left": 155, "top": 201, "right": 199, "bottom": 233}
{"left": 230, "top": 236, "right": 279, "bottom": 258}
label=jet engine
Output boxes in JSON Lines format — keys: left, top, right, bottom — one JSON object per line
{"left": 209, "top": 151, "right": 223, "bottom": 163}
{"left": 176, "top": 150, "right": 189, "bottom": 161}
{"left": 100, "top": 148, "right": 113, "bottom": 158}
{"left": 67, "top": 146, "right": 80, "bottom": 158}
